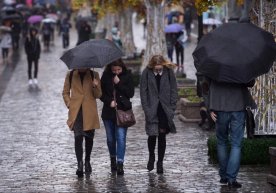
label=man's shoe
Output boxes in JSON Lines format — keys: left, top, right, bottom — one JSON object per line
{"left": 228, "top": 181, "right": 242, "bottom": 188}
{"left": 219, "top": 178, "right": 228, "bottom": 184}
{"left": 117, "top": 162, "right": 124, "bottom": 175}
{"left": 111, "top": 157, "right": 117, "bottom": 172}
{"left": 85, "top": 161, "right": 92, "bottom": 174}
{"left": 147, "top": 155, "right": 155, "bottom": 171}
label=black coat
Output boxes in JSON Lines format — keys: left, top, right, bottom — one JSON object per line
{"left": 100, "top": 69, "right": 134, "bottom": 122}
{"left": 24, "top": 36, "right": 41, "bottom": 60}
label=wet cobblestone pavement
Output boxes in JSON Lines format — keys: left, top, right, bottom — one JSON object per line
{"left": 0, "top": 28, "right": 276, "bottom": 193}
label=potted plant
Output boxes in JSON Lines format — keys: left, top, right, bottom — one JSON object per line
{"left": 179, "top": 95, "right": 202, "bottom": 123}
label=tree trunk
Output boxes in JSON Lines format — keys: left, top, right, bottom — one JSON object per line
{"left": 119, "top": 8, "right": 136, "bottom": 58}
{"left": 142, "top": 0, "right": 167, "bottom": 70}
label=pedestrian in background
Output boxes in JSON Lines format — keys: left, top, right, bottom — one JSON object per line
{"left": 60, "top": 18, "right": 71, "bottom": 49}
{"left": 24, "top": 27, "right": 41, "bottom": 87}
{"left": 100, "top": 59, "right": 134, "bottom": 175}
{"left": 0, "top": 30, "right": 12, "bottom": 64}
{"left": 62, "top": 68, "right": 102, "bottom": 178}
{"left": 140, "top": 55, "right": 178, "bottom": 174}
{"left": 208, "top": 80, "right": 256, "bottom": 188}
{"left": 76, "top": 20, "right": 91, "bottom": 46}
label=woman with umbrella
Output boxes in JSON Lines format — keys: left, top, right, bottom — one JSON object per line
{"left": 140, "top": 55, "right": 178, "bottom": 174}
{"left": 62, "top": 68, "right": 102, "bottom": 177}
{"left": 100, "top": 59, "right": 134, "bottom": 175}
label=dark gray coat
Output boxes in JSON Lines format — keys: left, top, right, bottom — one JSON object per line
{"left": 140, "top": 67, "right": 178, "bottom": 136}
{"left": 208, "top": 80, "right": 257, "bottom": 111}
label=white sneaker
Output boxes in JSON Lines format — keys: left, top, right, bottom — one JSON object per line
{"left": 33, "top": 79, "right": 38, "bottom": 85}
{"left": 28, "top": 79, "right": 33, "bottom": 85}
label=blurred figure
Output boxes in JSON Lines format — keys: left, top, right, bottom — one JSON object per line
{"left": 60, "top": 18, "right": 71, "bottom": 49}
{"left": 24, "top": 27, "right": 41, "bottom": 87}
{"left": 11, "top": 21, "right": 21, "bottom": 50}
{"left": 76, "top": 20, "right": 91, "bottom": 46}
{"left": 41, "top": 23, "right": 52, "bottom": 51}
{"left": 184, "top": 7, "right": 192, "bottom": 41}
{"left": 0, "top": 30, "right": 12, "bottom": 64}
{"left": 111, "top": 23, "right": 122, "bottom": 50}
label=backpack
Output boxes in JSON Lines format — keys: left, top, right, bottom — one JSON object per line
{"left": 69, "top": 70, "right": 94, "bottom": 89}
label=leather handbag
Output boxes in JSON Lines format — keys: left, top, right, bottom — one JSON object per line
{"left": 114, "top": 89, "right": 136, "bottom": 128}
{"left": 116, "top": 108, "right": 136, "bottom": 128}
{"left": 245, "top": 107, "right": 255, "bottom": 139}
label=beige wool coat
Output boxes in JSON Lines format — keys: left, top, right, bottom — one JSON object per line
{"left": 62, "top": 70, "right": 102, "bottom": 131}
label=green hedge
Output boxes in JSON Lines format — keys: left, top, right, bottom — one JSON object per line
{"left": 208, "top": 135, "right": 276, "bottom": 165}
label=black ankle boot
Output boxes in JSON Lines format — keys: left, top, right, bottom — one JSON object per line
{"left": 76, "top": 161, "right": 84, "bottom": 177}
{"left": 147, "top": 154, "right": 155, "bottom": 171}
{"left": 117, "top": 162, "right": 124, "bottom": 175}
{"left": 111, "top": 157, "right": 117, "bottom": 172}
{"left": 157, "top": 161, "right": 163, "bottom": 174}
{"left": 85, "top": 160, "right": 92, "bottom": 174}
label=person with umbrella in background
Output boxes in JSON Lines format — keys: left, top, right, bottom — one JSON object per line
{"left": 193, "top": 18, "right": 276, "bottom": 188}
{"left": 60, "top": 39, "right": 124, "bottom": 177}
{"left": 164, "top": 18, "right": 184, "bottom": 62}
{"left": 24, "top": 27, "right": 41, "bottom": 88}
{"left": 100, "top": 59, "right": 134, "bottom": 175}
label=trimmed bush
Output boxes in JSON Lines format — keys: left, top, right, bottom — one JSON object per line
{"left": 207, "top": 135, "right": 276, "bottom": 165}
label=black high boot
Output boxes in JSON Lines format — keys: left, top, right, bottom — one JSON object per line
{"left": 76, "top": 161, "right": 84, "bottom": 177}
{"left": 85, "top": 135, "right": 93, "bottom": 174}
{"left": 85, "top": 160, "right": 92, "bottom": 174}
{"left": 117, "top": 162, "right": 124, "bottom": 175}
{"left": 156, "top": 161, "right": 163, "bottom": 174}
{"left": 147, "top": 154, "right": 155, "bottom": 171}
{"left": 111, "top": 157, "right": 117, "bottom": 172}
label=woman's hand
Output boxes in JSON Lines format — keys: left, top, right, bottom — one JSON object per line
{"left": 92, "top": 79, "right": 99, "bottom": 87}
{"left": 210, "top": 111, "right": 217, "bottom": 122}
{"left": 113, "top": 75, "right": 120, "bottom": 84}
{"left": 110, "top": 100, "right": 117, "bottom": 108}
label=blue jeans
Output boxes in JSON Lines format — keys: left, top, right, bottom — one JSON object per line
{"left": 215, "top": 111, "right": 245, "bottom": 183}
{"left": 103, "top": 120, "right": 127, "bottom": 163}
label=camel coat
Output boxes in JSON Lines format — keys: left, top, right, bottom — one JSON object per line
{"left": 62, "top": 70, "right": 102, "bottom": 131}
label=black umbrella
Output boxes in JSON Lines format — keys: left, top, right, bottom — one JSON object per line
{"left": 193, "top": 22, "right": 276, "bottom": 83}
{"left": 60, "top": 39, "right": 124, "bottom": 69}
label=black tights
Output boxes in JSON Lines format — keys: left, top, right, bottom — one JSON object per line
{"left": 147, "top": 133, "right": 166, "bottom": 162}
{"left": 75, "top": 135, "right": 94, "bottom": 163}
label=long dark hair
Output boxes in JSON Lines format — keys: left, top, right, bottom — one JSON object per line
{"left": 104, "top": 58, "right": 127, "bottom": 74}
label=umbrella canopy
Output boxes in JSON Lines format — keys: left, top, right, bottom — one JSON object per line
{"left": 2, "top": 13, "right": 21, "bottom": 21}
{"left": 27, "top": 15, "right": 44, "bottom": 24}
{"left": 164, "top": 23, "right": 184, "bottom": 33}
{"left": 0, "top": 26, "right": 11, "bottom": 32}
{"left": 60, "top": 39, "right": 124, "bottom": 69}
{"left": 193, "top": 22, "right": 276, "bottom": 84}
{"left": 46, "top": 13, "right": 58, "bottom": 21}
{"left": 42, "top": 18, "right": 56, "bottom": 23}
{"left": 203, "top": 18, "right": 222, "bottom": 25}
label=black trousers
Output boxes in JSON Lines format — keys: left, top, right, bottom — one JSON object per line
{"left": 62, "top": 34, "right": 70, "bottom": 48}
{"left": 2, "top": 48, "right": 9, "bottom": 59}
{"left": 27, "top": 58, "right": 39, "bottom": 79}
